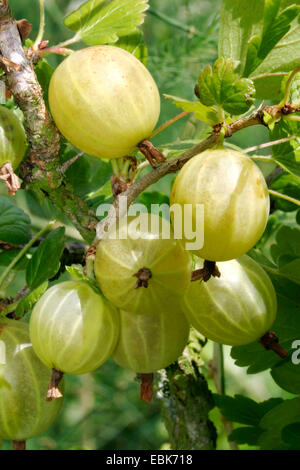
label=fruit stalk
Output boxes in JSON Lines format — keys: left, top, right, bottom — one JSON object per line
{"left": 260, "top": 331, "right": 289, "bottom": 358}
{"left": 46, "top": 369, "right": 64, "bottom": 402}
{"left": 12, "top": 440, "right": 26, "bottom": 450}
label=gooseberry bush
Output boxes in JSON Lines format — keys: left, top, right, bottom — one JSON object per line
{"left": 0, "top": 0, "right": 299, "bottom": 451}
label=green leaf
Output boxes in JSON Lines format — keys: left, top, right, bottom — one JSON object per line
{"left": 64, "top": 0, "right": 149, "bottom": 46}
{"left": 258, "top": 397, "right": 300, "bottom": 449}
{"left": 281, "top": 422, "right": 300, "bottom": 449}
{"left": 136, "top": 191, "right": 169, "bottom": 216}
{"left": 114, "top": 30, "right": 148, "bottom": 65}
{"left": 0, "top": 249, "right": 30, "bottom": 271}
{"left": 66, "top": 264, "right": 85, "bottom": 279}
{"left": 66, "top": 265, "right": 100, "bottom": 293}
{"left": 213, "top": 394, "right": 283, "bottom": 426}
{"left": 252, "top": 72, "right": 286, "bottom": 100}
{"left": 250, "top": 9, "right": 300, "bottom": 77}
{"left": 62, "top": 147, "right": 91, "bottom": 197}
{"left": 271, "top": 120, "right": 300, "bottom": 177}
{"left": 270, "top": 174, "right": 300, "bottom": 211}
{"left": 0, "top": 197, "right": 31, "bottom": 245}
{"left": 271, "top": 358, "right": 300, "bottom": 394}
{"left": 26, "top": 227, "right": 65, "bottom": 290}
{"left": 231, "top": 282, "right": 300, "bottom": 373}
{"left": 218, "top": 0, "right": 265, "bottom": 75}
{"left": 35, "top": 59, "right": 54, "bottom": 108}
{"left": 197, "top": 58, "right": 256, "bottom": 115}
{"left": 164, "top": 95, "right": 219, "bottom": 127}
{"left": 229, "top": 426, "right": 262, "bottom": 446}
{"left": 281, "top": 69, "right": 300, "bottom": 104}
{"left": 15, "top": 282, "right": 48, "bottom": 318}
{"left": 245, "top": 5, "right": 300, "bottom": 76}
{"left": 270, "top": 225, "right": 300, "bottom": 268}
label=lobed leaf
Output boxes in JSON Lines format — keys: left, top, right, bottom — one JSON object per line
{"left": 15, "top": 282, "right": 48, "bottom": 318}
{"left": 270, "top": 174, "right": 300, "bottom": 211}
{"left": 245, "top": 5, "right": 300, "bottom": 76}
{"left": 271, "top": 358, "right": 300, "bottom": 394}
{"left": 218, "top": 0, "right": 265, "bottom": 75}
{"left": 258, "top": 397, "right": 300, "bottom": 449}
{"left": 64, "top": 0, "right": 149, "bottom": 46}
{"left": 270, "top": 120, "right": 300, "bottom": 178}
{"left": 0, "top": 197, "right": 31, "bottom": 245}
{"left": 214, "top": 394, "right": 283, "bottom": 426}
{"left": 164, "top": 94, "right": 219, "bottom": 127}
{"left": 281, "top": 422, "right": 300, "bottom": 448}
{"left": 197, "top": 58, "right": 256, "bottom": 115}
{"left": 114, "top": 30, "right": 148, "bottom": 65}
{"left": 26, "top": 227, "right": 65, "bottom": 290}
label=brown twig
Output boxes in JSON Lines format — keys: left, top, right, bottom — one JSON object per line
{"left": 94, "top": 100, "right": 300, "bottom": 244}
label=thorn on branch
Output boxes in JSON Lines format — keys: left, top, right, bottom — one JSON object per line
{"left": 191, "top": 260, "right": 221, "bottom": 282}
{"left": 16, "top": 19, "right": 32, "bottom": 42}
{"left": 0, "top": 162, "right": 21, "bottom": 195}
{"left": 138, "top": 140, "right": 166, "bottom": 168}
{"left": 140, "top": 373, "right": 154, "bottom": 402}
{"left": 46, "top": 368, "right": 64, "bottom": 402}
{"left": 259, "top": 331, "right": 289, "bottom": 358}
{"left": 61, "top": 152, "right": 84, "bottom": 174}
{"left": 0, "top": 56, "right": 21, "bottom": 72}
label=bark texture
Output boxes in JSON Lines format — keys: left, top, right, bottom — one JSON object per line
{"left": 156, "top": 331, "right": 217, "bottom": 450}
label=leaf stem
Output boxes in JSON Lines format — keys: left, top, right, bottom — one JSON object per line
{"left": 283, "top": 115, "right": 300, "bottom": 122}
{"left": 33, "top": 0, "right": 45, "bottom": 48}
{"left": 54, "top": 33, "right": 81, "bottom": 49}
{"left": 250, "top": 155, "right": 273, "bottom": 162}
{"left": 0, "top": 220, "right": 56, "bottom": 290}
{"left": 150, "top": 111, "right": 190, "bottom": 139}
{"left": 278, "top": 66, "right": 300, "bottom": 107}
{"left": 213, "top": 343, "right": 225, "bottom": 395}
{"left": 111, "top": 159, "right": 120, "bottom": 176}
{"left": 268, "top": 189, "right": 300, "bottom": 207}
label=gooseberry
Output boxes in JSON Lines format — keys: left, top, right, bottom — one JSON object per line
{"left": 182, "top": 255, "right": 277, "bottom": 346}
{"left": 29, "top": 280, "right": 120, "bottom": 374}
{"left": 113, "top": 308, "right": 190, "bottom": 373}
{"left": 170, "top": 149, "right": 270, "bottom": 261}
{"left": 94, "top": 213, "right": 192, "bottom": 315}
{"left": 0, "top": 319, "right": 63, "bottom": 442}
{"left": 48, "top": 45, "right": 160, "bottom": 159}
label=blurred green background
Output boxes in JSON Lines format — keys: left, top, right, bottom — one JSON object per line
{"left": 0, "top": 0, "right": 292, "bottom": 451}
